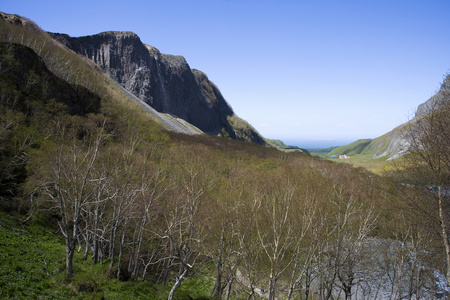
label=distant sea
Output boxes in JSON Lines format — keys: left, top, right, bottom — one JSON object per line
{"left": 281, "top": 139, "right": 354, "bottom": 149}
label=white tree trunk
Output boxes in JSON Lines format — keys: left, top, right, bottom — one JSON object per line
{"left": 168, "top": 267, "right": 188, "bottom": 300}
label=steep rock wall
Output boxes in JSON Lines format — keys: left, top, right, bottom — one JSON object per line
{"left": 50, "top": 31, "right": 263, "bottom": 143}
{"left": 416, "top": 74, "right": 450, "bottom": 118}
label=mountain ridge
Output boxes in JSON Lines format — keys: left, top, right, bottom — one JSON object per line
{"left": 49, "top": 30, "right": 265, "bottom": 144}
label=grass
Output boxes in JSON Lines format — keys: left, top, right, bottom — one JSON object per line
{"left": 0, "top": 212, "right": 67, "bottom": 299}
{"left": 309, "top": 151, "right": 331, "bottom": 158}
{"left": 265, "top": 139, "right": 305, "bottom": 154}
{"left": 324, "top": 153, "right": 394, "bottom": 174}
{"left": 313, "top": 138, "right": 400, "bottom": 173}
{"left": 328, "top": 139, "right": 373, "bottom": 156}
{"left": 226, "top": 115, "right": 266, "bottom": 144}
{"left": 0, "top": 211, "right": 215, "bottom": 299}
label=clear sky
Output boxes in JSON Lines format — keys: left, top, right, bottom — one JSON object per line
{"left": 3, "top": 0, "right": 450, "bottom": 147}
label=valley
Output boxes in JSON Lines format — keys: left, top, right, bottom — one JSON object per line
{"left": 0, "top": 10, "right": 449, "bottom": 300}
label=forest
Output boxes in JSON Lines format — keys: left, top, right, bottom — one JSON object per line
{"left": 0, "top": 13, "right": 449, "bottom": 300}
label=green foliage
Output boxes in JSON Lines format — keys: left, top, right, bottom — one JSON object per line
{"left": 0, "top": 11, "right": 445, "bottom": 299}
{"left": 265, "top": 138, "right": 289, "bottom": 148}
{"left": 0, "top": 212, "right": 65, "bottom": 298}
{"left": 265, "top": 138, "right": 306, "bottom": 153}
{"left": 226, "top": 115, "right": 265, "bottom": 144}
{"left": 0, "top": 211, "right": 217, "bottom": 299}
{"left": 325, "top": 139, "right": 398, "bottom": 173}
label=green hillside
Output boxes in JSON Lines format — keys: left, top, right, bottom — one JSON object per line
{"left": 328, "top": 139, "right": 373, "bottom": 156}
{"left": 328, "top": 122, "right": 409, "bottom": 162}
{"left": 265, "top": 138, "right": 306, "bottom": 153}
{"left": 326, "top": 135, "right": 397, "bottom": 172}
{"left": 265, "top": 138, "right": 290, "bottom": 148}
{"left": 1, "top": 12, "right": 449, "bottom": 300}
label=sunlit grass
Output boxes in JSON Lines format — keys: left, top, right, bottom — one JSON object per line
{"left": 324, "top": 153, "right": 396, "bottom": 174}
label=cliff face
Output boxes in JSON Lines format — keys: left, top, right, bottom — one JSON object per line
{"left": 415, "top": 74, "right": 450, "bottom": 118}
{"left": 50, "top": 31, "right": 264, "bottom": 143}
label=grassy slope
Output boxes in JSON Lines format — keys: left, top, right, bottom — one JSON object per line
{"left": 325, "top": 131, "right": 405, "bottom": 173}
{"left": 265, "top": 138, "right": 307, "bottom": 154}
{"left": 311, "top": 138, "right": 395, "bottom": 174}
{"left": 0, "top": 212, "right": 214, "bottom": 299}
{"left": 265, "top": 139, "right": 290, "bottom": 148}
{"left": 328, "top": 122, "right": 409, "bottom": 159}
{"left": 328, "top": 139, "right": 373, "bottom": 156}
{"left": 0, "top": 15, "right": 213, "bottom": 299}
{"left": 328, "top": 154, "right": 394, "bottom": 174}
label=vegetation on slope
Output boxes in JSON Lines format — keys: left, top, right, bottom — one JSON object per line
{"left": 327, "top": 122, "right": 414, "bottom": 162}
{"left": 328, "top": 139, "right": 373, "bottom": 156}
{"left": 0, "top": 211, "right": 214, "bottom": 299}
{"left": 1, "top": 12, "right": 449, "bottom": 300}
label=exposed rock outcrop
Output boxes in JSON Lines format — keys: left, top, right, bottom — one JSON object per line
{"left": 0, "top": 12, "right": 36, "bottom": 29}
{"left": 371, "top": 125, "right": 411, "bottom": 160}
{"left": 415, "top": 74, "right": 450, "bottom": 118}
{"left": 50, "top": 31, "right": 264, "bottom": 144}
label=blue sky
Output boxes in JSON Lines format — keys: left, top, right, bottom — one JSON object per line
{"left": 3, "top": 0, "right": 450, "bottom": 147}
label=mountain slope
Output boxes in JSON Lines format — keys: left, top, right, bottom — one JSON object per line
{"left": 49, "top": 31, "right": 265, "bottom": 144}
{"left": 0, "top": 12, "right": 208, "bottom": 137}
{"left": 328, "top": 139, "right": 373, "bottom": 156}
{"left": 0, "top": 40, "right": 103, "bottom": 200}
{"left": 332, "top": 74, "right": 450, "bottom": 160}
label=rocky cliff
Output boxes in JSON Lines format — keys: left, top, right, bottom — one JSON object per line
{"left": 50, "top": 31, "right": 264, "bottom": 144}
{"left": 415, "top": 74, "right": 450, "bottom": 118}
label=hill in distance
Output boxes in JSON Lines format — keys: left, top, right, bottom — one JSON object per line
{"left": 1, "top": 11, "right": 449, "bottom": 300}
{"left": 329, "top": 74, "right": 450, "bottom": 161}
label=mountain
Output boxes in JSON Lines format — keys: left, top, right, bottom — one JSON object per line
{"left": 3, "top": 11, "right": 450, "bottom": 300}
{"left": 49, "top": 31, "right": 265, "bottom": 144}
{"left": 331, "top": 74, "right": 450, "bottom": 160}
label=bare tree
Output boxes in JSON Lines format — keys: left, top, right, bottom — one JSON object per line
{"left": 160, "top": 155, "right": 215, "bottom": 300}
{"left": 335, "top": 202, "right": 377, "bottom": 300}
{"left": 208, "top": 166, "right": 246, "bottom": 299}
{"left": 286, "top": 179, "right": 324, "bottom": 300}
{"left": 38, "top": 118, "right": 106, "bottom": 277}
{"left": 130, "top": 162, "right": 169, "bottom": 280}
{"left": 395, "top": 90, "right": 450, "bottom": 287}
{"left": 253, "top": 177, "right": 297, "bottom": 300}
